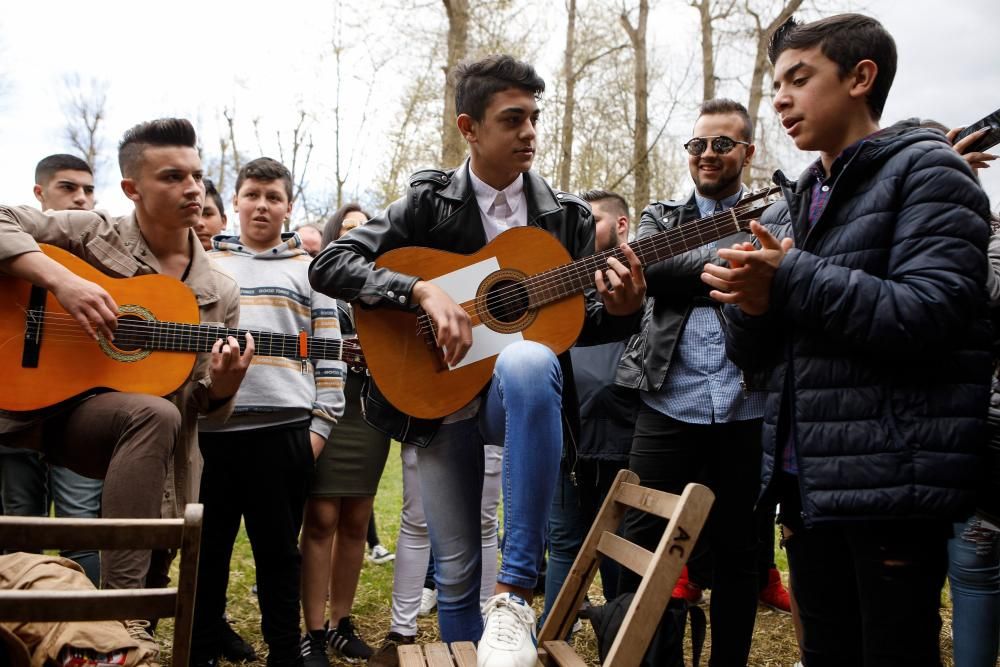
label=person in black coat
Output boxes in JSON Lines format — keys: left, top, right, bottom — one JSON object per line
{"left": 701, "top": 14, "right": 992, "bottom": 667}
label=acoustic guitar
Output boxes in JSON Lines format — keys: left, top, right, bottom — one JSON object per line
{"left": 0, "top": 244, "right": 365, "bottom": 412}
{"left": 355, "top": 186, "right": 783, "bottom": 419}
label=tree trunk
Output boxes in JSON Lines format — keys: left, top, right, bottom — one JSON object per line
{"left": 746, "top": 0, "right": 802, "bottom": 139}
{"left": 621, "top": 0, "right": 650, "bottom": 216}
{"left": 695, "top": 0, "right": 716, "bottom": 101}
{"left": 442, "top": 0, "right": 470, "bottom": 168}
{"left": 558, "top": 0, "right": 577, "bottom": 192}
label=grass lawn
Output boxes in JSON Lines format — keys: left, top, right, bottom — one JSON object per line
{"left": 159, "top": 445, "right": 955, "bottom": 666}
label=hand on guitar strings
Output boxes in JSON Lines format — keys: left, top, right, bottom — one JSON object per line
{"left": 595, "top": 242, "right": 646, "bottom": 316}
{"left": 412, "top": 280, "right": 473, "bottom": 367}
{"left": 701, "top": 220, "right": 794, "bottom": 316}
{"left": 52, "top": 273, "right": 120, "bottom": 342}
{"left": 208, "top": 333, "right": 256, "bottom": 401}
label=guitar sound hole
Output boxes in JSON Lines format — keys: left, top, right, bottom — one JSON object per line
{"left": 110, "top": 315, "right": 149, "bottom": 352}
{"left": 485, "top": 280, "right": 529, "bottom": 324}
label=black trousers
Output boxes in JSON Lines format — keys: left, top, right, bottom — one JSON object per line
{"left": 777, "top": 474, "right": 950, "bottom": 667}
{"left": 192, "top": 423, "right": 314, "bottom": 662}
{"left": 619, "top": 407, "right": 762, "bottom": 667}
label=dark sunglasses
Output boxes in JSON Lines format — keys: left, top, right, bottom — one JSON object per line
{"left": 683, "top": 135, "right": 750, "bottom": 156}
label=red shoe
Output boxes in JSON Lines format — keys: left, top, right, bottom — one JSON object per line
{"left": 759, "top": 567, "right": 791, "bottom": 613}
{"left": 671, "top": 565, "right": 705, "bottom": 605}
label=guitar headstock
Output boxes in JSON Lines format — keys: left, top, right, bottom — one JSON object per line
{"left": 732, "top": 186, "right": 784, "bottom": 231}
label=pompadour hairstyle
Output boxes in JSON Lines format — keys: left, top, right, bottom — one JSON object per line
{"left": 698, "top": 98, "right": 754, "bottom": 142}
{"left": 117, "top": 118, "right": 198, "bottom": 178}
{"left": 579, "top": 189, "right": 630, "bottom": 219}
{"left": 235, "top": 157, "right": 293, "bottom": 201}
{"left": 453, "top": 55, "right": 545, "bottom": 122}
{"left": 323, "top": 202, "right": 371, "bottom": 247}
{"left": 768, "top": 13, "right": 897, "bottom": 120}
{"left": 202, "top": 178, "right": 226, "bottom": 218}
{"left": 35, "top": 154, "right": 92, "bottom": 185}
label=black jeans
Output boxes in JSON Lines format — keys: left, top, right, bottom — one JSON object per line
{"left": 777, "top": 473, "right": 950, "bottom": 667}
{"left": 192, "top": 423, "right": 314, "bottom": 662}
{"left": 619, "top": 408, "right": 762, "bottom": 667}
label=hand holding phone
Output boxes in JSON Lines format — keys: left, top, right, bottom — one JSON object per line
{"left": 952, "top": 107, "right": 1000, "bottom": 154}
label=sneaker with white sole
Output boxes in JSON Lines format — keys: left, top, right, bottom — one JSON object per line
{"left": 368, "top": 544, "right": 396, "bottom": 564}
{"left": 419, "top": 587, "right": 438, "bottom": 616}
{"left": 477, "top": 593, "right": 537, "bottom": 667}
{"left": 327, "top": 616, "right": 373, "bottom": 663}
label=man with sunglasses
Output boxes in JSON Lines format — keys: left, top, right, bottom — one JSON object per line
{"left": 616, "top": 98, "right": 764, "bottom": 666}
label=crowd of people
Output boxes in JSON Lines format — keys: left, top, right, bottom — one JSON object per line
{"left": 0, "top": 10, "right": 998, "bottom": 667}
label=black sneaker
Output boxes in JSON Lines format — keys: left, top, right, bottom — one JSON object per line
{"left": 220, "top": 618, "right": 257, "bottom": 662}
{"left": 299, "top": 627, "right": 329, "bottom": 667}
{"left": 368, "top": 632, "right": 416, "bottom": 667}
{"left": 327, "top": 616, "right": 372, "bottom": 663}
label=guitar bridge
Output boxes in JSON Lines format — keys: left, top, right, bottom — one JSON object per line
{"left": 21, "top": 286, "right": 47, "bottom": 369}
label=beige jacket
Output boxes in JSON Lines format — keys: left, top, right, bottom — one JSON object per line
{"left": 0, "top": 205, "right": 240, "bottom": 517}
{"left": 0, "top": 552, "right": 146, "bottom": 667}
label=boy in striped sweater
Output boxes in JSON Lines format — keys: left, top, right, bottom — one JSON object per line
{"left": 192, "top": 157, "right": 345, "bottom": 667}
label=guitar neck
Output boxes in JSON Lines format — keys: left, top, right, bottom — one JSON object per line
{"left": 527, "top": 194, "right": 768, "bottom": 308}
{"left": 112, "top": 321, "right": 364, "bottom": 364}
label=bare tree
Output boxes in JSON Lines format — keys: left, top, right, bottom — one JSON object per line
{"left": 745, "top": 0, "right": 803, "bottom": 141}
{"left": 556, "top": 0, "right": 630, "bottom": 191}
{"left": 621, "top": 0, "right": 651, "bottom": 215}
{"left": 62, "top": 74, "right": 108, "bottom": 173}
{"left": 691, "top": 0, "right": 739, "bottom": 101}
{"left": 441, "top": 0, "right": 470, "bottom": 168}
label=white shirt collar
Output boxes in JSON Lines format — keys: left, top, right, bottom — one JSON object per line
{"left": 468, "top": 166, "right": 524, "bottom": 218}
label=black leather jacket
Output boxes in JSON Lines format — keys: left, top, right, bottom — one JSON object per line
{"left": 309, "top": 160, "right": 640, "bottom": 446}
{"left": 616, "top": 191, "right": 755, "bottom": 391}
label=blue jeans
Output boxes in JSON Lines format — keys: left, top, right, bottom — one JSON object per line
{"left": 948, "top": 516, "right": 1000, "bottom": 667}
{"left": 417, "top": 341, "right": 563, "bottom": 642}
{"left": 0, "top": 447, "right": 102, "bottom": 585}
{"left": 541, "top": 459, "right": 622, "bottom": 627}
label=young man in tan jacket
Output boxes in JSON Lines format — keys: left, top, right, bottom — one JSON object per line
{"left": 0, "top": 118, "right": 253, "bottom": 664}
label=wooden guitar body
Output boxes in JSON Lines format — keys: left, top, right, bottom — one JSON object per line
{"left": 0, "top": 245, "right": 199, "bottom": 412}
{"left": 355, "top": 226, "right": 585, "bottom": 419}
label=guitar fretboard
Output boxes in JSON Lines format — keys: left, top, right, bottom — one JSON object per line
{"left": 523, "top": 189, "right": 777, "bottom": 308}
{"left": 101, "top": 319, "right": 364, "bottom": 364}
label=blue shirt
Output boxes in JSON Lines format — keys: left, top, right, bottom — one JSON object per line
{"left": 641, "top": 189, "right": 766, "bottom": 424}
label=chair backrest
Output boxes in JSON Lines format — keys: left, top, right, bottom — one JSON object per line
{"left": 0, "top": 503, "right": 203, "bottom": 666}
{"left": 537, "top": 470, "right": 714, "bottom": 667}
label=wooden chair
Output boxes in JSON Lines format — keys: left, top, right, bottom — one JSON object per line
{"left": 398, "top": 470, "right": 714, "bottom": 667}
{"left": 0, "top": 503, "right": 203, "bottom": 666}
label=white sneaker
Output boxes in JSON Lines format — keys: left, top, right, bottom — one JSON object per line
{"left": 419, "top": 586, "right": 438, "bottom": 616}
{"left": 478, "top": 593, "right": 537, "bottom": 667}
{"left": 368, "top": 544, "right": 396, "bottom": 564}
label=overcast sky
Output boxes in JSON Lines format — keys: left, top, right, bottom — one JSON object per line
{"left": 0, "top": 0, "right": 997, "bottom": 216}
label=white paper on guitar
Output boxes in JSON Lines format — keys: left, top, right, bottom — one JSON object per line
{"left": 430, "top": 256, "right": 523, "bottom": 370}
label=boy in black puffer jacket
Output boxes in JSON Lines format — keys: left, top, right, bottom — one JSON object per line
{"left": 701, "top": 13, "right": 992, "bottom": 667}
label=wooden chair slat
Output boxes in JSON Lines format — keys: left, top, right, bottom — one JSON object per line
{"left": 424, "top": 642, "right": 454, "bottom": 666}
{"left": 398, "top": 644, "right": 428, "bottom": 667}
{"left": 0, "top": 589, "right": 177, "bottom": 621}
{"left": 614, "top": 482, "right": 679, "bottom": 519}
{"left": 0, "top": 518, "right": 184, "bottom": 550}
{"left": 450, "top": 642, "right": 478, "bottom": 667}
{"left": 596, "top": 531, "right": 652, "bottom": 576}
{"left": 541, "top": 640, "right": 589, "bottom": 667}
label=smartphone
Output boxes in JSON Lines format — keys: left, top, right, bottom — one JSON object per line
{"left": 953, "top": 107, "right": 1000, "bottom": 154}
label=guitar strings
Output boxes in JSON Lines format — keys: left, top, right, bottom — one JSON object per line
{"left": 414, "top": 193, "right": 774, "bottom": 327}
{"left": 413, "top": 192, "right": 778, "bottom": 334}
{"left": 19, "top": 313, "right": 365, "bottom": 363}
